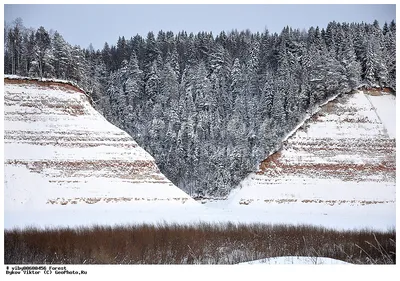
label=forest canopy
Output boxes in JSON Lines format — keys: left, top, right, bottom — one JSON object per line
{"left": 4, "top": 18, "right": 396, "bottom": 197}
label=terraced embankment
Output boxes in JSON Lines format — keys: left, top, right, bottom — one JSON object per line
{"left": 4, "top": 78, "right": 195, "bottom": 212}
{"left": 230, "top": 90, "right": 396, "bottom": 210}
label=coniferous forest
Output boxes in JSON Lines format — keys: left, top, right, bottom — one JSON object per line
{"left": 4, "top": 19, "right": 396, "bottom": 197}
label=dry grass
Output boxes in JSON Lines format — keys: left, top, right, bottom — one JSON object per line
{"left": 46, "top": 197, "right": 190, "bottom": 205}
{"left": 5, "top": 159, "right": 162, "bottom": 181}
{"left": 4, "top": 223, "right": 395, "bottom": 264}
{"left": 237, "top": 199, "right": 394, "bottom": 206}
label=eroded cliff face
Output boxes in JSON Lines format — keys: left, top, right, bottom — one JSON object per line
{"left": 4, "top": 78, "right": 196, "bottom": 210}
{"left": 230, "top": 90, "right": 396, "bottom": 208}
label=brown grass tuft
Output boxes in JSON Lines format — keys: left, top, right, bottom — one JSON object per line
{"left": 4, "top": 223, "right": 395, "bottom": 264}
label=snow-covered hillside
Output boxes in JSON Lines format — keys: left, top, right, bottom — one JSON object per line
{"left": 4, "top": 80, "right": 395, "bottom": 231}
{"left": 4, "top": 78, "right": 197, "bottom": 228}
{"left": 228, "top": 90, "right": 395, "bottom": 228}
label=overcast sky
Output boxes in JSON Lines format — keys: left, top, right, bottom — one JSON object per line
{"left": 4, "top": 4, "right": 396, "bottom": 50}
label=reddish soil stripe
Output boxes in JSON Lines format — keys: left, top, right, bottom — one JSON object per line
{"left": 4, "top": 78, "right": 85, "bottom": 94}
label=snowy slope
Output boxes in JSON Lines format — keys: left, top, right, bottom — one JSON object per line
{"left": 4, "top": 78, "right": 197, "bottom": 228}
{"left": 4, "top": 81, "right": 395, "bottom": 230}
{"left": 228, "top": 91, "right": 395, "bottom": 228}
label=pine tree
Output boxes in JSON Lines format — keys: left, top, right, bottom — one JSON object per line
{"left": 6, "top": 18, "right": 24, "bottom": 75}
{"left": 383, "top": 23, "right": 396, "bottom": 88}
{"left": 34, "top": 26, "right": 51, "bottom": 78}
{"left": 102, "top": 42, "right": 112, "bottom": 72}
{"left": 338, "top": 36, "right": 361, "bottom": 91}
{"left": 124, "top": 52, "right": 144, "bottom": 106}
{"left": 52, "top": 31, "right": 70, "bottom": 79}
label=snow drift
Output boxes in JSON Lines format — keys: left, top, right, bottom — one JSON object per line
{"left": 238, "top": 256, "right": 351, "bottom": 265}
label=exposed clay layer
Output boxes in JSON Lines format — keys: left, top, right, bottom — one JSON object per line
{"left": 4, "top": 77, "right": 86, "bottom": 94}
{"left": 4, "top": 79, "right": 194, "bottom": 206}
{"left": 257, "top": 92, "right": 396, "bottom": 183}
{"left": 232, "top": 91, "right": 396, "bottom": 207}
